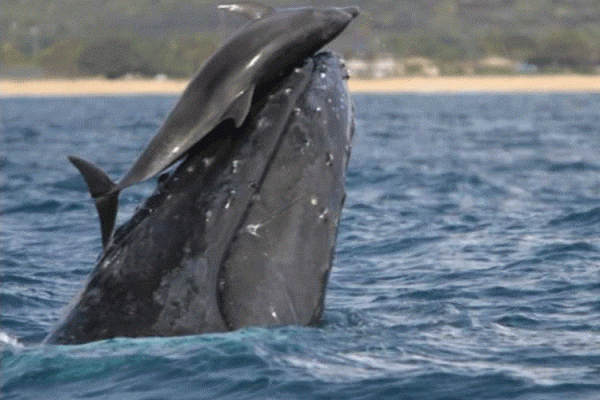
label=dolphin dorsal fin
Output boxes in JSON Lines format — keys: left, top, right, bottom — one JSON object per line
{"left": 217, "top": 2, "right": 275, "bottom": 20}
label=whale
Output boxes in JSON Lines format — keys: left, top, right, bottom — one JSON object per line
{"left": 68, "top": 3, "right": 359, "bottom": 247}
{"left": 44, "top": 51, "right": 354, "bottom": 344}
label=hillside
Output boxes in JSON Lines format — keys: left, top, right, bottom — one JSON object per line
{"left": 2, "top": 0, "right": 600, "bottom": 77}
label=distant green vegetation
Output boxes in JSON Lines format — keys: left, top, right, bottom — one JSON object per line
{"left": 2, "top": 0, "right": 600, "bottom": 77}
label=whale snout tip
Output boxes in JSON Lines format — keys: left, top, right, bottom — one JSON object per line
{"left": 343, "top": 6, "right": 360, "bottom": 19}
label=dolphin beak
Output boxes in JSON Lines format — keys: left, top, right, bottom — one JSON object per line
{"left": 342, "top": 6, "right": 360, "bottom": 19}
{"left": 319, "top": 6, "right": 360, "bottom": 43}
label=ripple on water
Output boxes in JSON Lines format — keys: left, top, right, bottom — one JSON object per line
{"left": 3, "top": 94, "right": 600, "bottom": 399}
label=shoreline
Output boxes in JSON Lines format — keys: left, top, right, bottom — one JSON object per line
{"left": 2, "top": 75, "right": 600, "bottom": 97}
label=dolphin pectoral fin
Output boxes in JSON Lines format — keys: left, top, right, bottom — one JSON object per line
{"left": 68, "top": 156, "right": 120, "bottom": 248}
{"left": 224, "top": 86, "right": 255, "bottom": 128}
{"left": 217, "top": 2, "right": 275, "bottom": 20}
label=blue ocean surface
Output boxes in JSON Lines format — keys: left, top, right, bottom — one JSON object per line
{"left": 2, "top": 92, "right": 600, "bottom": 399}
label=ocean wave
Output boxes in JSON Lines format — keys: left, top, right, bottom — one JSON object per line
{"left": 534, "top": 242, "right": 598, "bottom": 258}
{"left": 547, "top": 161, "right": 600, "bottom": 173}
{"left": 2, "top": 200, "right": 69, "bottom": 215}
{"left": 351, "top": 236, "right": 444, "bottom": 257}
{"left": 549, "top": 207, "right": 600, "bottom": 227}
{"left": 4, "top": 94, "right": 600, "bottom": 399}
{"left": 0, "top": 331, "right": 23, "bottom": 349}
{"left": 1, "top": 126, "right": 42, "bottom": 143}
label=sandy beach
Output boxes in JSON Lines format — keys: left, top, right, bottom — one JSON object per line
{"left": 2, "top": 75, "right": 600, "bottom": 97}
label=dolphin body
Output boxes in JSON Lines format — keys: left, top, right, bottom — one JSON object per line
{"left": 45, "top": 51, "right": 354, "bottom": 344}
{"left": 69, "top": 3, "right": 359, "bottom": 247}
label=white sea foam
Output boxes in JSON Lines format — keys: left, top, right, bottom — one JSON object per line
{"left": 0, "top": 331, "right": 23, "bottom": 348}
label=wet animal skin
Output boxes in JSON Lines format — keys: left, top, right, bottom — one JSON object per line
{"left": 44, "top": 51, "right": 355, "bottom": 344}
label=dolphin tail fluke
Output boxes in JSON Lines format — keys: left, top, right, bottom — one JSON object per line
{"left": 68, "top": 156, "right": 119, "bottom": 248}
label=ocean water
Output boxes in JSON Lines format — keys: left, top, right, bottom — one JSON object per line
{"left": 2, "top": 93, "right": 600, "bottom": 399}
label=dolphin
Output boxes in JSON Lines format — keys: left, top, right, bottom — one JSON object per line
{"left": 44, "top": 51, "right": 354, "bottom": 344}
{"left": 68, "top": 3, "right": 359, "bottom": 247}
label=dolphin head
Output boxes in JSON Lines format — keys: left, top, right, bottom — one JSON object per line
{"left": 226, "top": 5, "right": 359, "bottom": 89}
{"left": 252, "top": 5, "right": 359, "bottom": 73}
{"left": 308, "top": 6, "right": 360, "bottom": 44}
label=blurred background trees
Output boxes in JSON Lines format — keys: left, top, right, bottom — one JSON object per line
{"left": 2, "top": 0, "right": 600, "bottom": 78}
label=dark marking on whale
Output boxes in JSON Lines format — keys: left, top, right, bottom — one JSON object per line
{"left": 67, "top": 3, "right": 359, "bottom": 248}
{"left": 44, "top": 51, "right": 355, "bottom": 345}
